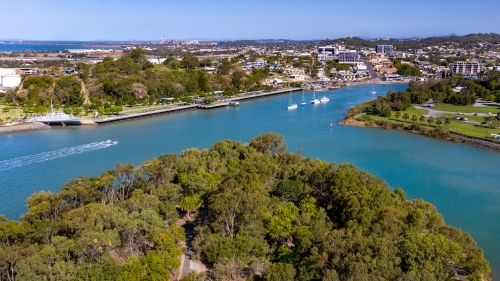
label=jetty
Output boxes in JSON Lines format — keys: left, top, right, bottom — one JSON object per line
{"left": 91, "top": 88, "right": 301, "bottom": 124}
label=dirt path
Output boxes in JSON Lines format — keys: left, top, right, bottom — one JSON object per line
{"left": 78, "top": 78, "right": 91, "bottom": 105}
{"left": 176, "top": 219, "right": 207, "bottom": 280}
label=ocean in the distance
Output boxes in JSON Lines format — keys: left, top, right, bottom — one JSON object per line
{"left": 0, "top": 42, "right": 121, "bottom": 52}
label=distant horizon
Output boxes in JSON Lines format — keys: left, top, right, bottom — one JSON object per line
{"left": 0, "top": 32, "right": 498, "bottom": 43}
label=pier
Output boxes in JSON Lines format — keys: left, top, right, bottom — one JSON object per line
{"left": 92, "top": 88, "right": 301, "bottom": 124}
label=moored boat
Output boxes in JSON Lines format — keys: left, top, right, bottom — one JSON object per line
{"left": 31, "top": 103, "right": 82, "bottom": 125}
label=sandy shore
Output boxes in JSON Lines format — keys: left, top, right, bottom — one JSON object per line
{"left": 0, "top": 122, "right": 50, "bottom": 135}
{"left": 339, "top": 118, "right": 367, "bottom": 127}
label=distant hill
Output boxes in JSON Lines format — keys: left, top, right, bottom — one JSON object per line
{"left": 327, "top": 33, "right": 500, "bottom": 50}
{"left": 217, "top": 33, "right": 500, "bottom": 50}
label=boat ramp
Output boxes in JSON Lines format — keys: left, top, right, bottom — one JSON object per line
{"left": 92, "top": 88, "right": 301, "bottom": 124}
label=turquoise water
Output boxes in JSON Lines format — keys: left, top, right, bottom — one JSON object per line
{"left": 1, "top": 84, "right": 499, "bottom": 277}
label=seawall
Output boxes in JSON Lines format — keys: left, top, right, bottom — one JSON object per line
{"left": 0, "top": 122, "right": 50, "bottom": 135}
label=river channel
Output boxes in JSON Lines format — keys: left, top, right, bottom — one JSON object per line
{"left": 1, "top": 83, "right": 499, "bottom": 277}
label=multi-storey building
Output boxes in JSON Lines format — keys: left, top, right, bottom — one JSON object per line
{"left": 376, "top": 45, "right": 394, "bottom": 56}
{"left": 338, "top": 51, "right": 359, "bottom": 63}
{"left": 449, "top": 61, "right": 483, "bottom": 76}
{"left": 318, "top": 45, "right": 339, "bottom": 56}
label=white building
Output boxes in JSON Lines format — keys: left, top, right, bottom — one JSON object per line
{"left": 0, "top": 68, "right": 21, "bottom": 88}
{"left": 147, "top": 58, "right": 167, "bottom": 64}
{"left": 317, "top": 52, "right": 334, "bottom": 63}
{"left": 449, "top": 61, "right": 483, "bottom": 76}
{"left": 1, "top": 75, "right": 22, "bottom": 88}
{"left": 355, "top": 63, "right": 368, "bottom": 73}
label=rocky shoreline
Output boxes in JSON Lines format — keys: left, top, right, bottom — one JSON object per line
{"left": 340, "top": 118, "right": 500, "bottom": 152}
{"left": 0, "top": 122, "right": 50, "bottom": 135}
{"left": 453, "top": 134, "right": 500, "bottom": 152}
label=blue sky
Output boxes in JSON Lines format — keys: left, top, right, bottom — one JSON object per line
{"left": 2, "top": 0, "right": 499, "bottom": 41}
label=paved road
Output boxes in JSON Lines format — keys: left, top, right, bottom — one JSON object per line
{"left": 361, "top": 57, "right": 379, "bottom": 80}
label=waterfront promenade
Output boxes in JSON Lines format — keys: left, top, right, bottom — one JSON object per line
{"left": 93, "top": 88, "right": 301, "bottom": 123}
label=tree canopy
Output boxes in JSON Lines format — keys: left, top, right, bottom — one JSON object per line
{"left": 0, "top": 133, "right": 490, "bottom": 281}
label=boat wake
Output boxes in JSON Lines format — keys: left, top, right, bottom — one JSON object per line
{"left": 0, "top": 140, "right": 118, "bottom": 172}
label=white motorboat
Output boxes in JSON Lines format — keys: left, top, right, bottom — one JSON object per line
{"left": 310, "top": 90, "right": 320, "bottom": 104}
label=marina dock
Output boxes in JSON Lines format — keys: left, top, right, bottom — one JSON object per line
{"left": 92, "top": 88, "right": 301, "bottom": 124}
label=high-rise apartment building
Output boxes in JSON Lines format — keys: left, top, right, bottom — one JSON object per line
{"left": 376, "top": 45, "right": 394, "bottom": 56}
{"left": 338, "top": 51, "right": 359, "bottom": 63}
{"left": 449, "top": 61, "right": 483, "bottom": 76}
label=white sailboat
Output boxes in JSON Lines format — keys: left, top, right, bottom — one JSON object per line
{"left": 287, "top": 91, "right": 297, "bottom": 109}
{"left": 310, "top": 90, "right": 320, "bottom": 104}
{"left": 300, "top": 91, "right": 307, "bottom": 106}
{"left": 371, "top": 80, "right": 376, "bottom": 94}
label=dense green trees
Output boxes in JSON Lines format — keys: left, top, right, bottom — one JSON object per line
{"left": 0, "top": 133, "right": 490, "bottom": 280}
{"left": 10, "top": 48, "right": 274, "bottom": 108}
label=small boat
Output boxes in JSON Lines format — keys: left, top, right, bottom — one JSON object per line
{"left": 310, "top": 90, "right": 320, "bottom": 104}
{"left": 112, "top": 141, "right": 118, "bottom": 145}
{"left": 371, "top": 80, "right": 376, "bottom": 94}
{"left": 320, "top": 96, "right": 330, "bottom": 102}
{"left": 300, "top": 91, "right": 307, "bottom": 106}
{"left": 287, "top": 91, "right": 297, "bottom": 109}
{"left": 229, "top": 101, "right": 240, "bottom": 106}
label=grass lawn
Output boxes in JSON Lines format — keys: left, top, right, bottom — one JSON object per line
{"left": 437, "top": 113, "right": 486, "bottom": 123}
{"left": 390, "top": 106, "right": 428, "bottom": 117}
{"left": 434, "top": 103, "right": 500, "bottom": 114}
{"left": 448, "top": 121, "right": 500, "bottom": 138}
{"left": 0, "top": 107, "right": 25, "bottom": 121}
{"left": 152, "top": 64, "right": 168, "bottom": 71}
{"left": 360, "top": 108, "right": 500, "bottom": 139}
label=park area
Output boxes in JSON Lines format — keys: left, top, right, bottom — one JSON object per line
{"left": 360, "top": 103, "right": 500, "bottom": 140}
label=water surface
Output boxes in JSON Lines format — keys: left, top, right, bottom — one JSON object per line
{"left": 1, "top": 84, "right": 499, "bottom": 277}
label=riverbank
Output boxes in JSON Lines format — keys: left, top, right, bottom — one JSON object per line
{"left": 340, "top": 117, "right": 500, "bottom": 152}
{"left": 0, "top": 122, "right": 49, "bottom": 135}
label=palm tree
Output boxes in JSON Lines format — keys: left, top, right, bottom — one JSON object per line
{"left": 444, "top": 118, "right": 451, "bottom": 128}
{"left": 402, "top": 113, "right": 410, "bottom": 123}
{"left": 427, "top": 116, "right": 434, "bottom": 127}
{"left": 179, "top": 194, "right": 203, "bottom": 221}
{"left": 394, "top": 111, "right": 401, "bottom": 120}
{"left": 435, "top": 119, "right": 443, "bottom": 127}
{"left": 411, "top": 115, "right": 417, "bottom": 123}
{"left": 419, "top": 115, "right": 425, "bottom": 125}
